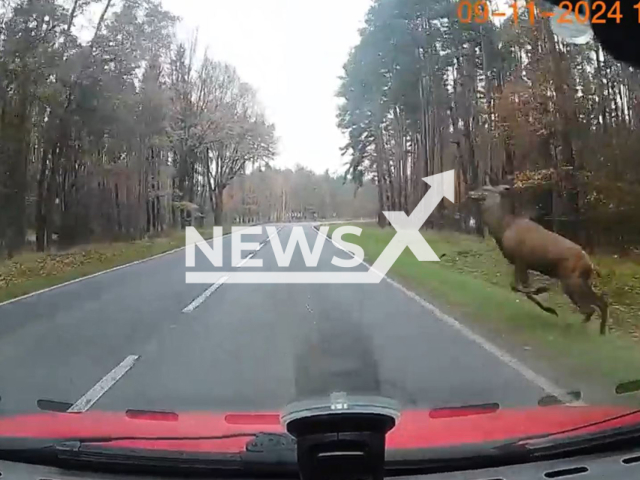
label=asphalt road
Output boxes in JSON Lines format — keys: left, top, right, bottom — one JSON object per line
{"left": 0, "top": 224, "right": 551, "bottom": 416}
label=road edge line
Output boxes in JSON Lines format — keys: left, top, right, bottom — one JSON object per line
{"left": 313, "top": 225, "right": 577, "bottom": 403}
{"left": 0, "top": 228, "right": 249, "bottom": 309}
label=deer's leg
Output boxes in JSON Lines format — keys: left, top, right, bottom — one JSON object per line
{"left": 563, "top": 278, "right": 609, "bottom": 335}
{"left": 512, "top": 265, "right": 558, "bottom": 316}
{"left": 529, "top": 285, "right": 551, "bottom": 295}
{"left": 598, "top": 294, "right": 609, "bottom": 336}
{"left": 562, "top": 280, "right": 587, "bottom": 318}
{"left": 525, "top": 293, "right": 559, "bottom": 316}
{"left": 511, "top": 264, "right": 529, "bottom": 293}
{"left": 512, "top": 264, "right": 550, "bottom": 295}
{"left": 584, "top": 281, "right": 609, "bottom": 336}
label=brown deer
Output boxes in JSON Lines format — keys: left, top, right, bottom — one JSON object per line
{"left": 469, "top": 185, "right": 609, "bottom": 335}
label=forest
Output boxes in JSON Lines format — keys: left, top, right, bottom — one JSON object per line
{"left": 338, "top": 0, "right": 640, "bottom": 252}
{"left": 0, "top": 0, "right": 280, "bottom": 257}
{"left": 222, "top": 166, "right": 378, "bottom": 225}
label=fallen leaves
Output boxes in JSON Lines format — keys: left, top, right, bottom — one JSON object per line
{"left": 0, "top": 233, "right": 185, "bottom": 291}
{"left": 0, "top": 250, "right": 113, "bottom": 288}
{"left": 0, "top": 229, "right": 219, "bottom": 303}
{"left": 513, "top": 167, "right": 593, "bottom": 189}
{"left": 514, "top": 168, "right": 557, "bottom": 188}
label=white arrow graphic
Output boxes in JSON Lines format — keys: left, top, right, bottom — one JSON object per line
{"left": 368, "top": 170, "right": 455, "bottom": 279}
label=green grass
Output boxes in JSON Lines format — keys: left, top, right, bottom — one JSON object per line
{"left": 327, "top": 224, "right": 640, "bottom": 402}
{"left": 0, "top": 226, "right": 232, "bottom": 304}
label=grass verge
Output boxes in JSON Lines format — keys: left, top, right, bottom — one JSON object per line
{"left": 327, "top": 223, "right": 640, "bottom": 403}
{"left": 0, "top": 226, "right": 232, "bottom": 304}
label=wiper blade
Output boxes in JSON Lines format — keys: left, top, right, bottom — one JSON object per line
{"left": 513, "top": 408, "right": 640, "bottom": 445}
{"left": 495, "top": 409, "right": 640, "bottom": 459}
{"left": 386, "top": 409, "right": 640, "bottom": 475}
{"left": 54, "top": 432, "right": 298, "bottom": 475}
{"left": 0, "top": 432, "right": 266, "bottom": 454}
{"left": 0, "top": 433, "right": 298, "bottom": 475}
{"left": 58, "top": 431, "right": 266, "bottom": 444}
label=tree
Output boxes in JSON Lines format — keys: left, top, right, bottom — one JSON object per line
{"left": 0, "top": 0, "right": 67, "bottom": 255}
{"left": 0, "top": 0, "right": 275, "bottom": 257}
{"left": 168, "top": 50, "right": 276, "bottom": 227}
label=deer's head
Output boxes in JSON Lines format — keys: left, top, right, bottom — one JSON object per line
{"left": 468, "top": 185, "right": 511, "bottom": 207}
{"left": 468, "top": 185, "right": 514, "bottom": 239}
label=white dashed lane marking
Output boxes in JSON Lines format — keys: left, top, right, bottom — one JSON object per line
{"left": 68, "top": 355, "right": 140, "bottom": 412}
{"left": 181, "top": 226, "right": 283, "bottom": 313}
{"left": 182, "top": 227, "right": 282, "bottom": 313}
{"left": 182, "top": 276, "right": 229, "bottom": 313}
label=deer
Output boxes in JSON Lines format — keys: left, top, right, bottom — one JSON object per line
{"left": 468, "top": 185, "right": 609, "bottom": 335}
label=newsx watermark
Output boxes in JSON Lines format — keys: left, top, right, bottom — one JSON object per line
{"left": 185, "top": 170, "right": 455, "bottom": 284}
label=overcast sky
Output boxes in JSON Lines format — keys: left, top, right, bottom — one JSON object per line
{"left": 160, "top": 0, "right": 372, "bottom": 174}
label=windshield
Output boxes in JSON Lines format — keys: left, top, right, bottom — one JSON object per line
{"left": 1, "top": 0, "right": 640, "bottom": 470}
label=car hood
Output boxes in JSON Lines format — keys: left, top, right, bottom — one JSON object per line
{"left": 0, "top": 406, "right": 637, "bottom": 453}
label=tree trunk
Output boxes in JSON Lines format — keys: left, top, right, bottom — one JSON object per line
{"left": 115, "top": 182, "right": 122, "bottom": 233}
{"left": 5, "top": 141, "right": 28, "bottom": 257}
{"left": 91, "top": 0, "right": 113, "bottom": 47}
{"left": 374, "top": 129, "right": 388, "bottom": 227}
{"left": 45, "top": 144, "right": 62, "bottom": 247}
{"left": 35, "top": 148, "right": 49, "bottom": 251}
{"left": 66, "top": 0, "right": 81, "bottom": 32}
{"left": 214, "top": 188, "right": 224, "bottom": 226}
{"left": 419, "top": 73, "right": 430, "bottom": 183}
{"left": 543, "top": 19, "right": 576, "bottom": 169}
{"left": 1, "top": 80, "right": 31, "bottom": 257}
{"left": 597, "top": 49, "right": 608, "bottom": 132}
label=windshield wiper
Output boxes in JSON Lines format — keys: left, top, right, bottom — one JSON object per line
{"left": 381, "top": 409, "right": 640, "bottom": 476}
{"left": 0, "top": 431, "right": 266, "bottom": 453}
{"left": 493, "top": 408, "right": 640, "bottom": 460}
{"left": 0, "top": 432, "right": 298, "bottom": 476}
{"left": 55, "top": 432, "right": 267, "bottom": 444}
